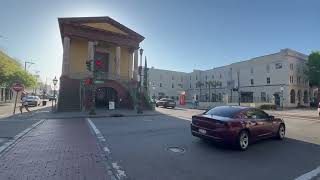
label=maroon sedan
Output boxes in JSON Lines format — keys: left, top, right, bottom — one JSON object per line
{"left": 191, "top": 106, "right": 285, "bottom": 150}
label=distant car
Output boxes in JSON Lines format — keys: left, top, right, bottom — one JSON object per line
{"left": 318, "top": 102, "right": 320, "bottom": 116}
{"left": 155, "top": 98, "right": 176, "bottom": 108}
{"left": 191, "top": 106, "right": 285, "bottom": 150}
{"left": 48, "top": 95, "right": 56, "bottom": 101}
{"left": 26, "top": 96, "right": 41, "bottom": 107}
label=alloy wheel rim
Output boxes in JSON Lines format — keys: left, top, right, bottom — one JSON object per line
{"left": 279, "top": 126, "right": 285, "bottom": 138}
{"left": 240, "top": 132, "right": 248, "bottom": 149}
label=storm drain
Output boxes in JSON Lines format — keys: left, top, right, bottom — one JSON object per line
{"left": 167, "top": 147, "right": 185, "bottom": 153}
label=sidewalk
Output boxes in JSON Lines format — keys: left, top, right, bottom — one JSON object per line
{"left": 0, "top": 118, "right": 110, "bottom": 180}
{"left": 1, "top": 107, "right": 161, "bottom": 121}
{"left": 266, "top": 109, "right": 320, "bottom": 119}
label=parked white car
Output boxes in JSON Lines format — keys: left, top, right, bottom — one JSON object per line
{"left": 26, "top": 96, "right": 41, "bottom": 107}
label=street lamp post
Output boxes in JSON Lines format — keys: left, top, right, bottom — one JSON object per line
{"left": 52, "top": 76, "right": 58, "bottom": 111}
{"left": 280, "top": 85, "right": 284, "bottom": 109}
{"left": 137, "top": 48, "right": 144, "bottom": 114}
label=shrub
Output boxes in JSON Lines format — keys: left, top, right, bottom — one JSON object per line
{"left": 259, "top": 104, "right": 276, "bottom": 110}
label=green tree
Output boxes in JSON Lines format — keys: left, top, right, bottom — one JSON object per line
{"left": 306, "top": 51, "right": 320, "bottom": 102}
{"left": 206, "top": 81, "right": 214, "bottom": 102}
{"left": 307, "top": 52, "right": 320, "bottom": 87}
{"left": 0, "top": 51, "right": 36, "bottom": 88}
{"left": 196, "top": 81, "right": 204, "bottom": 101}
{"left": 212, "top": 80, "right": 222, "bottom": 102}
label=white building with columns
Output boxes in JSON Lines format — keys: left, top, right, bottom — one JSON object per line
{"left": 148, "top": 49, "right": 311, "bottom": 108}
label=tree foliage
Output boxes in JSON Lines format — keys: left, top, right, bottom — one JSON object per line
{"left": 0, "top": 51, "right": 36, "bottom": 88}
{"left": 307, "top": 51, "right": 320, "bottom": 87}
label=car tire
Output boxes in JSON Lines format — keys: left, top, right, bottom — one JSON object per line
{"left": 237, "top": 130, "right": 249, "bottom": 151}
{"left": 156, "top": 104, "right": 158, "bottom": 107}
{"left": 276, "top": 124, "right": 285, "bottom": 140}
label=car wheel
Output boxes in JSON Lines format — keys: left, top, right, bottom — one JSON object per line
{"left": 155, "top": 104, "right": 158, "bottom": 107}
{"left": 237, "top": 130, "right": 249, "bottom": 151}
{"left": 276, "top": 124, "right": 285, "bottom": 140}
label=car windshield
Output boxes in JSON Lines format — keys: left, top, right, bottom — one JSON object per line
{"left": 159, "top": 98, "right": 173, "bottom": 102}
{"left": 205, "top": 106, "right": 243, "bottom": 118}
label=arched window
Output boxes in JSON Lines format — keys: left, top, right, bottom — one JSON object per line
{"left": 290, "top": 89, "right": 295, "bottom": 104}
{"left": 303, "top": 90, "right": 308, "bottom": 104}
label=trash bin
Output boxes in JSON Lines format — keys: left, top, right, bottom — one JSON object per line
{"left": 42, "top": 101, "right": 47, "bottom": 106}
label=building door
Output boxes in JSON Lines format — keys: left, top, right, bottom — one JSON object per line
{"left": 240, "top": 92, "right": 253, "bottom": 103}
{"left": 297, "top": 90, "right": 302, "bottom": 105}
{"left": 274, "top": 93, "right": 280, "bottom": 106}
{"left": 95, "top": 87, "right": 118, "bottom": 108}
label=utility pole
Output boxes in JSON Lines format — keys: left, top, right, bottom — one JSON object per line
{"left": 237, "top": 71, "right": 241, "bottom": 106}
{"left": 24, "top": 61, "right": 34, "bottom": 71}
{"left": 137, "top": 48, "right": 144, "bottom": 114}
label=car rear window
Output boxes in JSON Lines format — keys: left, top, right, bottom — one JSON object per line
{"left": 205, "top": 106, "right": 242, "bottom": 118}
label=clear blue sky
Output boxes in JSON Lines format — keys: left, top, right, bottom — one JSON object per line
{"left": 0, "top": 0, "right": 319, "bottom": 84}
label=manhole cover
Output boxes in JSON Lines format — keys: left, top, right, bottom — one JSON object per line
{"left": 167, "top": 147, "right": 185, "bottom": 153}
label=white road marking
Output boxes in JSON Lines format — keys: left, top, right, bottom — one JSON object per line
{"left": 295, "top": 166, "right": 320, "bottom": 180}
{"left": 87, "top": 118, "right": 127, "bottom": 180}
{"left": 87, "top": 118, "right": 106, "bottom": 142}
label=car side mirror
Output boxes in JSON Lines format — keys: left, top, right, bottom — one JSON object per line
{"left": 268, "top": 115, "right": 275, "bottom": 120}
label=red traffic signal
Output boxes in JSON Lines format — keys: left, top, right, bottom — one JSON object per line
{"left": 95, "top": 60, "right": 103, "bottom": 66}
{"left": 85, "top": 78, "right": 93, "bottom": 85}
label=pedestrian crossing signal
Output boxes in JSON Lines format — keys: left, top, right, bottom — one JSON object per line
{"left": 86, "top": 61, "right": 92, "bottom": 71}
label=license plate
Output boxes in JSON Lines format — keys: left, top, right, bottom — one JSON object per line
{"left": 199, "top": 129, "right": 206, "bottom": 134}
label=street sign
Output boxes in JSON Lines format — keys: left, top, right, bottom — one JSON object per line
{"left": 94, "top": 80, "right": 104, "bottom": 84}
{"left": 11, "top": 83, "right": 24, "bottom": 92}
{"left": 11, "top": 83, "right": 24, "bottom": 115}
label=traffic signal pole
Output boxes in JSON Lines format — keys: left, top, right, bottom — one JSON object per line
{"left": 88, "top": 41, "right": 96, "bottom": 115}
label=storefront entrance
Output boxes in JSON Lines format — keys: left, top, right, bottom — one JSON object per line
{"left": 95, "top": 87, "right": 118, "bottom": 108}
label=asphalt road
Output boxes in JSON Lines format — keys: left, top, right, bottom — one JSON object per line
{"left": 91, "top": 107, "right": 320, "bottom": 180}
{"left": 0, "top": 119, "right": 39, "bottom": 147}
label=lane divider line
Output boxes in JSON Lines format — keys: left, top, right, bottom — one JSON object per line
{"left": 0, "top": 119, "right": 45, "bottom": 157}
{"left": 86, "top": 118, "right": 127, "bottom": 180}
{"left": 295, "top": 166, "right": 320, "bottom": 180}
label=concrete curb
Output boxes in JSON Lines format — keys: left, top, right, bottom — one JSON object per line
{"left": 41, "top": 113, "right": 163, "bottom": 120}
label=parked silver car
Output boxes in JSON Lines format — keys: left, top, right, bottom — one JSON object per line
{"left": 26, "top": 96, "right": 41, "bottom": 107}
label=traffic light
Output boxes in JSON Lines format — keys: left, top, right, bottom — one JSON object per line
{"left": 84, "top": 78, "right": 92, "bottom": 85}
{"left": 95, "top": 59, "right": 103, "bottom": 71}
{"left": 86, "top": 60, "right": 92, "bottom": 71}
